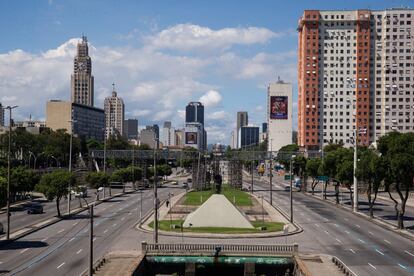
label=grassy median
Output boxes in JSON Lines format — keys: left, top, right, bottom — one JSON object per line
{"left": 183, "top": 186, "right": 252, "bottom": 206}
{"left": 149, "top": 220, "right": 284, "bottom": 234}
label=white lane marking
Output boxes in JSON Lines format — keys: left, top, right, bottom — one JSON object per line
{"left": 349, "top": 249, "right": 356, "bottom": 254}
{"left": 335, "top": 238, "right": 342, "bottom": 243}
{"left": 344, "top": 218, "right": 349, "bottom": 221}
{"left": 368, "top": 231, "right": 374, "bottom": 235}
{"left": 133, "top": 208, "right": 138, "bottom": 211}
{"left": 405, "top": 250, "right": 414, "bottom": 257}
{"left": 376, "top": 249, "right": 384, "bottom": 256}
{"left": 306, "top": 218, "right": 311, "bottom": 221}
{"left": 58, "top": 229, "right": 65, "bottom": 234}
{"left": 398, "top": 263, "right": 408, "bottom": 270}
{"left": 315, "top": 224, "right": 320, "bottom": 228}
{"left": 356, "top": 224, "right": 361, "bottom": 228}
{"left": 324, "top": 230, "right": 329, "bottom": 234}
{"left": 113, "top": 223, "right": 117, "bottom": 227}
{"left": 69, "top": 237, "right": 75, "bottom": 242}
{"left": 57, "top": 262, "right": 65, "bottom": 269}
{"left": 345, "top": 230, "right": 350, "bottom": 234}
{"left": 358, "top": 239, "right": 366, "bottom": 244}
{"left": 93, "top": 237, "right": 97, "bottom": 242}
{"left": 103, "top": 229, "right": 108, "bottom": 234}
{"left": 121, "top": 217, "right": 125, "bottom": 221}
{"left": 384, "top": 239, "right": 391, "bottom": 244}
{"left": 76, "top": 249, "right": 83, "bottom": 254}
{"left": 0, "top": 261, "right": 3, "bottom": 264}
{"left": 20, "top": 248, "right": 29, "bottom": 254}
{"left": 41, "top": 238, "right": 48, "bottom": 242}
{"left": 334, "top": 223, "right": 339, "bottom": 228}
{"left": 368, "top": 263, "right": 377, "bottom": 270}
{"left": 73, "top": 222, "right": 78, "bottom": 226}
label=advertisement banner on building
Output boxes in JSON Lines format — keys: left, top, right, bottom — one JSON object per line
{"left": 270, "top": 96, "right": 288, "bottom": 119}
{"left": 185, "top": 132, "right": 198, "bottom": 144}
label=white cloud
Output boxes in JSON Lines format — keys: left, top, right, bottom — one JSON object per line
{"left": 146, "top": 24, "right": 278, "bottom": 52}
{"left": 198, "top": 90, "right": 222, "bottom": 108}
{"left": 206, "top": 110, "right": 230, "bottom": 120}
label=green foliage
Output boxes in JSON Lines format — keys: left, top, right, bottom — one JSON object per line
{"left": 107, "top": 133, "right": 130, "bottom": 150}
{"left": 276, "top": 144, "right": 299, "bottom": 170}
{"left": 109, "top": 166, "right": 143, "bottom": 183}
{"left": 0, "top": 176, "right": 7, "bottom": 207}
{"left": 85, "top": 171, "right": 109, "bottom": 189}
{"left": 306, "top": 158, "right": 322, "bottom": 180}
{"left": 183, "top": 186, "right": 252, "bottom": 206}
{"left": 36, "top": 170, "right": 75, "bottom": 217}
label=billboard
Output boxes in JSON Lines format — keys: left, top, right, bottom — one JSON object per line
{"left": 185, "top": 132, "right": 198, "bottom": 144}
{"left": 270, "top": 96, "right": 288, "bottom": 119}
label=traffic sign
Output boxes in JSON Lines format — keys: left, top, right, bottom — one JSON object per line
{"left": 318, "top": 176, "right": 329, "bottom": 181}
{"left": 284, "top": 175, "right": 291, "bottom": 180}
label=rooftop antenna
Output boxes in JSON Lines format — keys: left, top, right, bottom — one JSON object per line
{"left": 112, "top": 82, "right": 115, "bottom": 91}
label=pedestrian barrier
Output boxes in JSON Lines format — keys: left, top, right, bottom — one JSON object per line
{"left": 142, "top": 242, "right": 298, "bottom": 256}
{"left": 331, "top": 256, "right": 357, "bottom": 276}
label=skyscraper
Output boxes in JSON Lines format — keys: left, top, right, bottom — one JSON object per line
{"left": 104, "top": 84, "right": 124, "bottom": 139}
{"left": 235, "top": 111, "right": 248, "bottom": 148}
{"left": 186, "top": 102, "right": 204, "bottom": 125}
{"left": 185, "top": 102, "right": 206, "bottom": 149}
{"left": 297, "top": 9, "right": 414, "bottom": 149}
{"left": 123, "top": 119, "right": 138, "bottom": 140}
{"left": 0, "top": 103, "right": 4, "bottom": 126}
{"left": 162, "top": 121, "right": 176, "bottom": 147}
{"left": 267, "top": 80, "right": 293, "bottom": 151}
{"left": 71, "top": 35, "right": 94, "bottom": 106}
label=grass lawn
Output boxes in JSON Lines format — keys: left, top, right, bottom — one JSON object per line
{"left": 149, "top": 220, "right": 284, "bottom": 234}
{"left": 183, "top": 186, "right": 252, "bottom": 206}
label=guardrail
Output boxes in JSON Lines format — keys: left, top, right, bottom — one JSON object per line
{"left": 332, "top": 256, "right": 357, "bottom": 276}
{"left": 142, "top": 242, "right": 298, "bottom": 256}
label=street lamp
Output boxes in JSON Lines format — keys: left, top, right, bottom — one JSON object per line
{"left": 28, "top": 151, "right": 37, "bottom": 170}
{"left": 352, "top": 126, "right": 358, "bottom": 212}
{"left": 269, "top": 138, "right": 273, "bottom": 206}
{"left": 153, "top": 137, "right": 159, "bottom": 244}
{"left": 68, "top": 119, "right": 77, "bottom": 214}
{"left": 103, "top": 127, "right": 107, "bottom": 198}
{"left": 290, "top": 154, "right": 296, "bottom": 223}
{"left": 5, "top": 105, "right": 17, "bottom": 240}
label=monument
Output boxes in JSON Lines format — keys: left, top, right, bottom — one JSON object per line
{"left": 183, "top": 194, "right": 254, "bottom": 228}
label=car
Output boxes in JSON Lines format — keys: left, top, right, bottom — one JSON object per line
{"left": 284, "top": 186, "right": 291, "bottom": 191}
{"left": 0, "top": 222, "right": 3, "bottom": 234}
{"left": 27, "top": 204, "right": 43, "bottom": 214}
{"left": 294, "top": 178, "right": 301, "bottom": 188}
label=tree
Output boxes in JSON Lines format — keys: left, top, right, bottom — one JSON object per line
{"left": 306, "top": 158, "right": 322, "bottom": 195}
{"left": 85, "top": 172, "right": 109, "bottom": 199}
{"left": 356, "top": 149, "right": 385, "bottom": 218}
{"left": 36, "top": 170, "right": 75, "bottom": 217}
{"left": 277, "top": 144, "right": 299, "bottom": 170}
{"left": 0, "top": 176, "right": 7, "bottom": 207}
{"left": 293, "top": 156, "right": 307, "bottom": 191}
{"left": 378, "top": 132, "right": 414, "bottom": 229}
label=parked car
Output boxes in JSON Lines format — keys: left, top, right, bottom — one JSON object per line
{"left": 0, "top": 222, "right": 3, "bottom": 234}
{"left": 294, "top": 178, "right": 301, "bottom": 188}
{"left": 27, "top": 204, "right": 43, "bottom": 214}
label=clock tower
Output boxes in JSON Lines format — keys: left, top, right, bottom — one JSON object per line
{"left": 71, "top": 35, "right": 94, "bottom": 106}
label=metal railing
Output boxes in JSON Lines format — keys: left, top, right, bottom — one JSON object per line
{"left": 142, "top": 242, "right": 298, "bottom": 256}
{"left": 332, "top": 256, "right": 357, "bottom": 276}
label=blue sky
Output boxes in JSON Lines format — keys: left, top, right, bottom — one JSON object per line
{"left": 0, "top": 0, "right": 413, "bottom": 143}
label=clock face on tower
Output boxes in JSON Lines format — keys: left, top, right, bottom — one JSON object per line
{"left": 78, "top": 61, "right": 86, "bottom": 72}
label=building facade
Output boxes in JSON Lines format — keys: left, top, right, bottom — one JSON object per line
{"left": 238, "top": 126, "right": 260, "bottom": 149}
{"left": 267, "top": 81, "right": 293, "bottom": 151}
{"left": 104, "top": 86, "right": 125, "bottom": 139}
{"left": 140, "top": 128, "right": 156, "bottom": 149}
{"left": 123, "top": 119, "right": 138, "bottom": 140}
{"left": 0, "top": 103, "right": 4, "bottom": 126}
{"left": 46, "top": 100, "right": 104, "bottom": 141}
{"left": 298, "top": 8, "right": 414, "bottom": 149}
{"left": 162, "top": 121, "right": 176, "bottom": 147}
{"left": 184, "top": 122, "right": 204, "bottom": 149}
{"left": 185, "top": 102, "right": 206, "bottom": 150}
{"left": 71, "top": 36, "right": 94, "bottom": 106}
{"left": 235, "top": 111, "right": 248, "bottom": 149}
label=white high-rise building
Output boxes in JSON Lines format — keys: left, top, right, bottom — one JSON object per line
{"left": 267, "top": 80, "right": 293, "bottom": 151}
{"left": 104, "top": 84, "right": 124, "bottom": 139}
{"left": 162, "top": 121, "right": 176, "bottom": 147}
{"left": 298, "top": 9, "right": 414, "bottom": 149}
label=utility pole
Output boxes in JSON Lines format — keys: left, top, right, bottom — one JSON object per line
{"left": 103, "top": 131, "right": 107, "bottom": 198}
{"left": 353, "top": 126, "right": 358, "bottom": 212}
{"left": 153, "top": 138, "right": 158, "bottom": 243}
{"left": 89, "top": 204, "right": 94, "bottom": 276}
{"left": 251, "top": 161, "right": 254, "bottom": 194}
{"left": 5, "top": 105, "right": 17, "bottom": 240}
{"left": 290, "top": 154, "right": 296, "bottom": 223}
{"left": 269, "top": 139, "right": 273, "bottom": 205}
{"left": 68, "top": 119, "right": 76, "bottom": 214}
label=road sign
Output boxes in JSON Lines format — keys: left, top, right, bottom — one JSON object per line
{"left": 284, "top": 175, "right": 291, "bottom": 180}
{"left": 318, "top": 176, "right": 329, "bottom": 181}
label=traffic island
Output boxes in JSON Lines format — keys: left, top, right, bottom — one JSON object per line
{"left": 138, "top": 187, "right": 301, "bottom": 238}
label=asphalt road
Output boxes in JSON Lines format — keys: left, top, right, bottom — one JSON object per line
{"left": 249, "top": 176, "right": 414, "bottom": 275}
{"left": 0, "top": 185, "right": 184, "bottom": 275}
{"left": 0, "top": 187, "right": 124, "bottom": 239}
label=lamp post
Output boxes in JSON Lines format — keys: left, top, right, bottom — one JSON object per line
{"left": 103, "top": 128, "right": 107, "bottom": 198}
{"left": 269, "top": 139, "right": 273, "bottom": 206}
{"left": 353, "top": 126, "right": 358, "bottom": 212}
{"left": 68, "top": 119, "right": 77, "bottom": 214}
{"left": 153, "top": 137, "right": 159, "bottom": 244}
{"left": 5, "top": 105, "right": 17, "bottom": 240}
{"left": 28, "top": 151, "right": 37, "bottom": 170}
{"left": 290, "top": 154, "right": 296, "bottom": 223}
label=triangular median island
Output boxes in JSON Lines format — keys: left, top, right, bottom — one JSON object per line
{"left": 183, "top": 194, "right": 254, "bottom": 229}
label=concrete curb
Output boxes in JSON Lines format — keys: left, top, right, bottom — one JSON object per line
{"left": 0, "top": 189, "right": 137, "bottom": 246}
{"left": 306, "top": 192, "right": 414, "bottom": 242}
{"left": 137, "top": 191, "right": 303, "bottom": 239}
